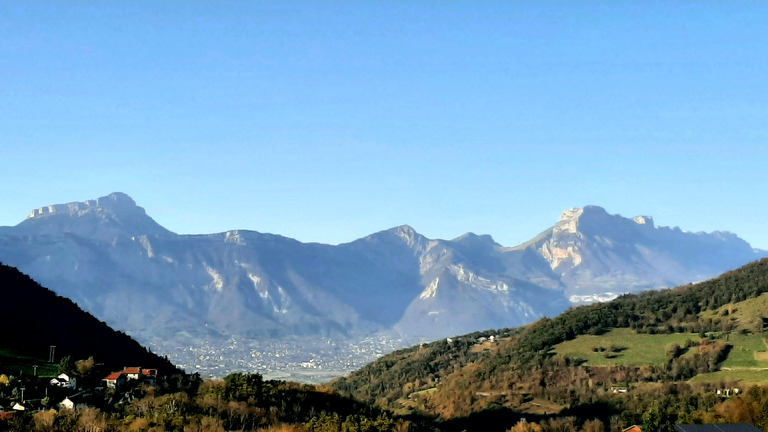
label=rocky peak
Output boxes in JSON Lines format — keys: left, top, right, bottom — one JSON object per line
{"left": 18, "top": 192, "right": 174, "bottom": 240}
{"left": 389, "top": 225, "right": 424, "bottom": 248}
{"left": 554, "top": 205, "right": 608, "bottom": 234}
{"left": 633, "top": 215, "right": 654, "bottom": 227}
{"left": 27, "top": 192, "right": 140, "bottom": 220}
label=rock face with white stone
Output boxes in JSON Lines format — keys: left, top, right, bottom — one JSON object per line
{"left": 514, "top": 205, "right": 764, "bottom": 303}
{"left": 0, "top": 193, "right": 764, "bottom": 348}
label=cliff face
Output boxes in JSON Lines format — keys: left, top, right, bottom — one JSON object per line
{"left": 517, "top": 205, "right": 763, "bottom": 302}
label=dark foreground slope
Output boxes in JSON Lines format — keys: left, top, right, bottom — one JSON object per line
{"left": 0, "top": 262, "right": 178, "bottom": 374}
{"left": 331, "top": 258, "right": 768, "bottom": 428}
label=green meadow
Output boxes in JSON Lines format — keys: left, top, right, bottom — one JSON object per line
{"left": 552, "top": 326, "right": 768, "bottom": 383}
{"left": 552, "top": 328, "right": 700, "bottom": 366}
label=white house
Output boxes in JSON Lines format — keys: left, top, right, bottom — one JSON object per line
{"left": 122, "top": 367, "right": 142, "bottom": 380}
{"left": 49, "top": 373, "right": 76, "bottom": 389}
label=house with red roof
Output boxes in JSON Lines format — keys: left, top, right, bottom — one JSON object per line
{"left": 103, "top": 372, "right": 127, "bottom": 389}
{"left": 102, "top": 366, "right": 158, "bottom": 389}
{"left": 122, "top": 367, "right": 141, "bottom": 380}
{"left": 141, "top": 368, "right": 158, "bottom": 385}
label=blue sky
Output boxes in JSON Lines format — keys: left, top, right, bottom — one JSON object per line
{"left": 1, "top": 2, "right": 767, "bottom": 248}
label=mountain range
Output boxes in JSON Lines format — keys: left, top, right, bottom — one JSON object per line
{"left": 0, "top": 192, "right": 764, "bottom": 376}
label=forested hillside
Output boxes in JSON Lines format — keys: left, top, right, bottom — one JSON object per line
{"left": 331, "top": 258, "right": 768, "bottom": 430}
{"left": 0, "top": 263, "right": 178, "bottom": 375}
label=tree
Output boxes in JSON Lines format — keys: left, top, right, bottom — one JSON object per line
{"left": 58, "top": 356, "right": 75, "bottom": 375}
{"left": 581, "top": 419, "right": 605, "bottom": 432}
{"left": 76, "top": 357, "right": 95, "bottom": 376}
{"left": 33, "top": 410, "right": 57, "bottom": 432}
{"left": 224, "top": 372, "right": 263, "bottom": 403}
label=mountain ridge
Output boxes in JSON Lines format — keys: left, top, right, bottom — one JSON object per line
{"left": 0, "top": 192, "right": 764, "bottom": 378}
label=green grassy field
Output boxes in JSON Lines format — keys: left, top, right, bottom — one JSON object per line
{"left": 704, "top": 292, "right": 768, "bottom": 332}
{"left": 552, "top": 328, "right": 700, "bottom": 366}
{"left": 0, "top": 348, "right": 58, "bottom": 377}
{"left": 718, "top": 333, "right": 768, "bottom": 368}
{"left": 689, "top": 369, "right": 768, "bottom": 383}
{"left": 552, "top": 326, "right": 768, "bottom": 384}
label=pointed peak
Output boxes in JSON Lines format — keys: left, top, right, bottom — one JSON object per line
{"left": 389, "top": 225, "right": 422, "bottom": 246}
{"left": 360, "top": 224, "right": 426, "bottom": 249}
{"left": 390, "top": 224, "right": 416, "bottom": 235}
{"left": 99, "top": 192, "right": 137, "bottom": 207}
{"left": 452, "top": 232, "right": 497, "bottom": 246}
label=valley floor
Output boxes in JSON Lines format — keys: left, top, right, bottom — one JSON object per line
{"left": 146, "top": 333, "right": 410, "bottom": 382}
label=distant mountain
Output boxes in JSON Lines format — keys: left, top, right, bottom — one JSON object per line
{"left": 0, "top": 263, "right": 178, "bottom": 374}
{"left": 0, "top": 193, "right": 763, "bottom": 376}
{"left": 515, "top": 205, "right": 765, "bottom": 302}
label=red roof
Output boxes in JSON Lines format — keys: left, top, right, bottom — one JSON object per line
{"left": 122, "top": 367, "right": 141, "bottom": 374}
{"left": 104, "top": 372, "right": 122, "bottom": 381}
{"left": 141, "top": 369, "right": 157, "bottom": 376}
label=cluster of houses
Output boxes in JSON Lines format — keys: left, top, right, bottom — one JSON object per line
{"left": 0, "top": 366, "right": 159, "bottom": 417}
{"left": 102, "top": 366, "right": 158, "bottom": 388}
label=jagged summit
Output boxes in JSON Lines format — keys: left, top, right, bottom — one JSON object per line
{"left": 554, "top": 205, "right": 657, "bottom": 237}
{"left": 17, "top": 192, "right": 174, "bottom": 240}
{"left": 360, "top": 225, "right": 426, "bottom": 249}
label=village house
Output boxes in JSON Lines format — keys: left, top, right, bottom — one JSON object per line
{"left": 50, "top": 373, "right": 76, "bottom": 389}
{"left": 59, "top": 398, "right": 75, "bottom": 410}
{"left": 122, "top": 367, "right": 142, "bottom": 381}
{"left": 716, "top": 387, "right": 741, "bottom": 397}
{"left": 141, "top": 369, "right": 158, "bottom": 385}
{"left": 102, "top": 366, "right": 157, "bottom": 389}
{"left": 103, "top": 372, "right": 127, "bottom": 389}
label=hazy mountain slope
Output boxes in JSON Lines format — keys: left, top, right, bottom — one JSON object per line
{"left": 513, "top": 205, "right": 766, "bottom": 302}
{"left": 0, "top": 193, "right": 764, "bottom": 377}
{"left": 0, "top": 193, "right": 568, "bottom": 344}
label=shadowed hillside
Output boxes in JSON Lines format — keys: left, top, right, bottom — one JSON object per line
{"left": 0, "top": 262, "right": 179, "bottom": 375}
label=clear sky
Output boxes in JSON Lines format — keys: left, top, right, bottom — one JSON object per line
{"left": 1, "top": 2, "right": 767, "bottom": 248}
